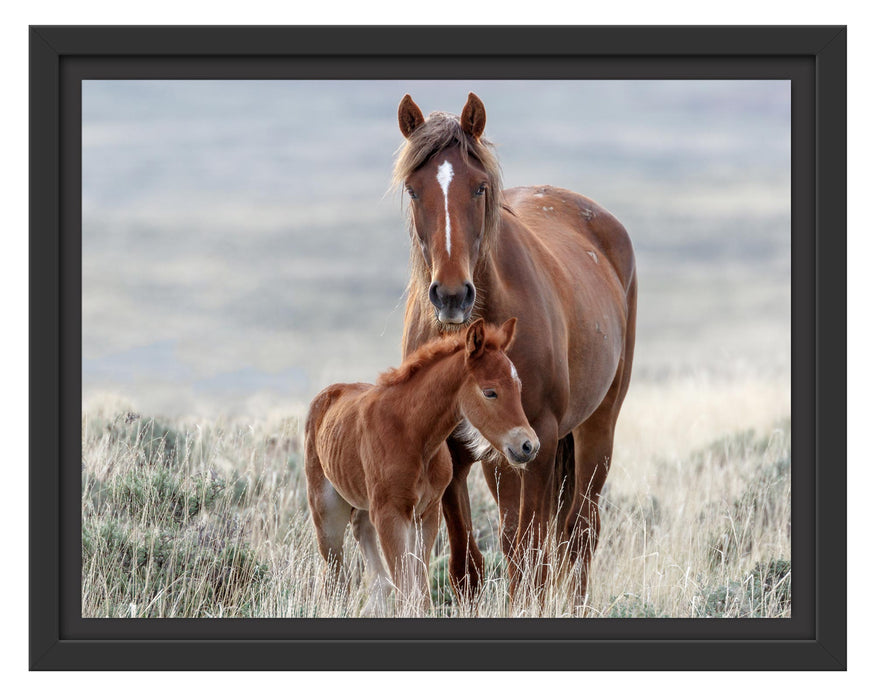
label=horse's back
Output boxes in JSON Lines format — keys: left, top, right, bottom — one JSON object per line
{"left": 505, "top": 185, "right": 635, "bottom": 294}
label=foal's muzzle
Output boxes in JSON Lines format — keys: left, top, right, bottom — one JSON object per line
{"left": 429, "top": 281, "right": 475, "bottom": 325}
{"left": 504, "top": 429, "right": 540, "bottom": 467}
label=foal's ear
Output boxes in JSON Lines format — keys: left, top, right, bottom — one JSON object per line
{"left": 499, "top": 317, "right": 518, "bottom": 352}
{"left": 465, "top": 318, "right": 487, "bottom": 359}
{"left": 398, "top": 94, "right": 425, "bottom": 138}
{"left": 460, "top": 92, "right": 486, "bottom": 141}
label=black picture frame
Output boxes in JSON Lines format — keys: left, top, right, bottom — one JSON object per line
{"left": 29, "top": 25, "right": 846, "bottom": 671}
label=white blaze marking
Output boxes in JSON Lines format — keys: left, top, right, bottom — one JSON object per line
{"left": 510, "top": 360, "right": 520, "bottom": 385}
{"left": 436, "top": 161, "right": 454, "bottom": 256}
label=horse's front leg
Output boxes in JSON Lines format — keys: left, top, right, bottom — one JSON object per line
{"left": 511, "top": 414, "right": 561, "bottom": 601}
{"left": 441, "top": 440, "right": 484, "bottom": 602}
{"left": 418, "top": 501, "right": 443, "bottom": 614}
{"left": 372, "top": 501, "right": 429, "bottom": 615}
{"left": 351, "top": 509, "right": 394, "bottom": 616}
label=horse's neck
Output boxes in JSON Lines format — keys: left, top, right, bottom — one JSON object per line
{"left": 391, "top": 351, "right": 466, "bottom": 455}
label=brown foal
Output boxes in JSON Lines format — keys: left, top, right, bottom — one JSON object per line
{"left": 304, "top": 318, "right": 537, "bottom": 614}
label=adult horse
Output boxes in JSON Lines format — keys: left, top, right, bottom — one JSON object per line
{"left": 394, "top": 92, "right": 637, "bottom": 598}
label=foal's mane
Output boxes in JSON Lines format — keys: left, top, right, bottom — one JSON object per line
{"left": 377, "top": 323, "right": 508, "bottom": 387}
{"left": 392, "top": 111, "right": 504, "bottom": 287}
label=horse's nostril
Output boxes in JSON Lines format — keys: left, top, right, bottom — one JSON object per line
{"left": 463, "top": 282, "right": 476, "bottom": 308}
{"left": 522, "top": 440, "right": 532, "bottom": 454}
{"left": 428, "top": 282, "right": 442, "bottom": 310}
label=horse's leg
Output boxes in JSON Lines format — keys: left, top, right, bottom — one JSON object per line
{"left": 514, "top": 433, "right": 560, "bottom": 600}
{"left": 372, "top": 504, "right": 423, "bottom": 615}
{"left": 304, "top": 433, "right": 350, "bottom": 566}
{"left": 442, "top": 441, "right": 484, "bottom": 601}
{"left": 351, "top": 508, "right": 393, "bottom": 616}
{"left": 566, "top": 278, "right": 637, "bottom": 601}
{"left": 489, "top": 414, "right": 560, "bottom": 601}
{"left": 481, "top": 459, "right": 520, "bottom": 567}
{"left": 567, "top": 414, "right": 614, "bottom": 599}
{"left": 305, "top": 470, "right": 353, "bottom": 595}
{"left": 416, "top": 502, "right": 442, "bottom": 614}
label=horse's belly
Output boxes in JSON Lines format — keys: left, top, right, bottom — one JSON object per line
{"left": 559, "top": 338, "right": 622, "bottom": 434}
{"left": 558, "top": 285, "right": 626, "bottom": 434}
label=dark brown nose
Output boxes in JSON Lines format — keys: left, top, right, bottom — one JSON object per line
{"left": 429, "top": 281, "right": 475, "bottom": 323}
{"left": 429, "top": 281, "right": 475, "bottom": 311}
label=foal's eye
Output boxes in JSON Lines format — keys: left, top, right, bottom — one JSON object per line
{"left": 475, "top": 183, "right": 487, "bottom": 196}
{"left": 482, "top": 389, "right": 497, "bottom": 399}
{"left": 406, "top": 186, "right": 418, "bottom": 200}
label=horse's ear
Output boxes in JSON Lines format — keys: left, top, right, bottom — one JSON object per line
{"left": 499, "top": 317, "right": 517, "bottom": 352}
{"left": 465, "top": 319, "right": 487, "bottom": 359}
{"left": 460, "top": 92, "right": 486, "bottom": 141}
{"left": 398, "top": 94, "right": 425, "bottom": 138}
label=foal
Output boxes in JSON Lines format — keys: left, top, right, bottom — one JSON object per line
{"left": 304, "top": 318, "right": 538, "bottom": 614}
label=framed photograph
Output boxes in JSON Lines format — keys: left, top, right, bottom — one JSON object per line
{"left": 30, "top": 25, "right": 846, "bottom": 670}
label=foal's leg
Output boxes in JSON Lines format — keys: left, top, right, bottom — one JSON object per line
{"left": 350, "top": 509, "right": 393, "bottom": 616}
{"left": 372, "top": 505, "right": 426, "bottom": 615}
{"left": 305, "top": 468, "right": 353, "bottom": 589}
{"left": 417, "top": 502, "right": 443, "bottom": 614}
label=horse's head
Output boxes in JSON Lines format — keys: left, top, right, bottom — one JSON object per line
{"left": 458, "top": 318, "right": 539, "bottom": 468}
{"left": 396, "top": 93, "right": 501, "bottom": 326}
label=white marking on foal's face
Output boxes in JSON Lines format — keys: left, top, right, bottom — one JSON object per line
{"left": 509, "top": 360, "right": 521, "bottom": 386}
{"left": 436, "top": 161, "right": 454, "bottom": 256}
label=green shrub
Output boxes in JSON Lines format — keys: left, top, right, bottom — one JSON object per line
{"left": 82, "top": 418, "right": 269, "bottom": 617}
{"left": 695, "top": 559, "right": 790, "bottom": 617}
{"left": 608, "top": 594, "right": 665, "bottom": 618}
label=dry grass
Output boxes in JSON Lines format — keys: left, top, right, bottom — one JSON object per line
{"left": 81, "top": 374, "right": 790, "bottom": 618}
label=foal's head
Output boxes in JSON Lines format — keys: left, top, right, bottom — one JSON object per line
{"left": 459, "top": 318, "right": 539, "bottom": 467}
{"left": 395, "top": 93, "right": 502, "bottom": 326}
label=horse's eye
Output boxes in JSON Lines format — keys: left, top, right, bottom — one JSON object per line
{"left": 475, "top": 183, "right": 487, "bottom": 196}
{"left": 482, "top": 388, "right": 497, "bottom": 399}
{"left": 406, "top": 186, "right": 418, "bottom": 200}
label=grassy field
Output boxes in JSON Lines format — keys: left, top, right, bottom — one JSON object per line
{"left": 81, "top": 374, "right": 791, "bottom": 618}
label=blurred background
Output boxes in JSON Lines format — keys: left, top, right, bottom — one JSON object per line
{"left": 82, "top": 80, "right": 790, "bottom": 418}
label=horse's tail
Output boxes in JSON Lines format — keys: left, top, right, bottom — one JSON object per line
{"left": 553, "top": 432, "right": 576, "bottom": 537}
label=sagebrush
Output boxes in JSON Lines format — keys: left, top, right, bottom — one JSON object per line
{"left": 81, "top": 377, "right": 791, "bottom": 618}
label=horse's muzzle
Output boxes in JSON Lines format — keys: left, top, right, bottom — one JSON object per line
{"left": 429, "top": 281, "right": 475, "bottom": 325}
{"left": 505, "top": 432, "right": 540, "bottom": 467}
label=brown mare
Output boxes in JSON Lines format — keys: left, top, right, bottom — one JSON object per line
{"left": 395, "top": 93, "right": 637, "bottom": 599}
{"left": 304, "top": 318, "right": 537, "bottom": 614}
